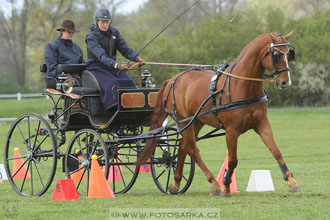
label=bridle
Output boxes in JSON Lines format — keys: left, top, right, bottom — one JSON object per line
{"left": 261, "top": 34, "right": 296, "bottom": 84}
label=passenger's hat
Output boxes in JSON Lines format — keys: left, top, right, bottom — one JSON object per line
{"left": 56, "top": 20, "right": 79, "bottom": 32}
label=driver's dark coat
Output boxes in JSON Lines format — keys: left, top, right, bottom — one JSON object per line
{"left": 86, "top": 24, "right": 137, "bottom": 110}
{"left": 86, "top": 24, "right": 138, "bottom": 67}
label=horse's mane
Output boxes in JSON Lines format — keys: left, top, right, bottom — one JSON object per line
{"left": 233, "top": 33, "right": 271, "bottom": 65}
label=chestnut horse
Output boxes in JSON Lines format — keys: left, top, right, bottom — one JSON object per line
{"left": 136, "top": 31, "right": 301, "bottom": 196}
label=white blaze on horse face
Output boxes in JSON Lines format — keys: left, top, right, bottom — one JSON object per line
{"left": 284, "top": 53, "right": 292, "bottom": 86}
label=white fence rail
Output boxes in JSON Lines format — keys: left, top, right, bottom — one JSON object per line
{"left": 0, "top": 93, "right": 48, "bottom": 101}
{"left": 0, "top": 117, "right": 49, "bottom": 122}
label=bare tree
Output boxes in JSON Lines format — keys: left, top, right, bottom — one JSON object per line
{"left": 0, "top": 0, "right": 29, "bottom": 85}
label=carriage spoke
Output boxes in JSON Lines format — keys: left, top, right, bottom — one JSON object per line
{"left": 165, "top": 167, "right": 172, "bottom": 192}
{"left": 17, "top": 124, "right": 29, "bottom": 150}
{"left": 11, "top": 158, "right": 29, "bottom": 179}
{"left": 69, "top": 166, "right": 85, "bottom": 176}
{"left": 32, "top": 120, "right": 41, "bottom": 152}
{"left": 86, "top": 168, "right": 90, "bottom": 195}
{"left": 30, "top": 159, "right": 33, "bottom": 195}
{"left": 9, "top": 139, "right": 28, "bottom": 154}
{"left": 32, "top": 158, "right": 51, "bottom": 173}
{"left": 68, "top": 152, "right": 80, "bottom": 162}
{"left": 116, "top": 157, "right": 134, "bottom": 174}
{"left": 32, "top": 160, "right": 45, "bottom": 189}
{"left": 112, "top": 165, "right": 116, "bottom": 192}
{"left": 32, "top": 133, "right": 50, "bottom": 154}
{"left": 75, "top": 168, "right": 87, "bottom": 191}
{"left": 156, "top": 169, "right": 166, "bottom": 180}
{"left": 117, "top": 163, "right": 127, "bottom": 188}
{"left": 27, "top": 117, "right": 31, "bottom": 151}
{"left": 89, "top": 140, "right": 100, "bottom": 158}
{"left": 20, "top": 160, "right": 32, "bottom": 192}
{"left": 7, "top": 154, "right": 27, "bottom": 161}
{"left": 76, "top": 137, "right": 87, "bottom": 159}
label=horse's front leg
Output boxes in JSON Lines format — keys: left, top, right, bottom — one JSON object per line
{"left": 256, "top": 119, "right": 301, "bottom": 192}
{"left": 222, "top": 131, "right": 239, "bottom": 197}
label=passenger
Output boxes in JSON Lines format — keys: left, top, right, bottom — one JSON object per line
{"left": 45, "top": 20, "right": 84, "bottom": 88}
{"left": 86, "top": 8, "right": 145, "bottom": 110}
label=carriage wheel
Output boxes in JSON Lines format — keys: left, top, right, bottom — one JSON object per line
{"left": 106, "top": 140, "right": 140, "bottom": 194}
{"left": 4, "top": 113, "right": 57, "bottom": 196}
{"left": 64, "top": 129, "right": 109, "bottom": 197}
{"left": 151, "top": 128, "right": 195, "bottom": 194}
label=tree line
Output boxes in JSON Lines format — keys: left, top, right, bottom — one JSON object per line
{"left": 0, "top": 0, "right": 329, "bottom": 106}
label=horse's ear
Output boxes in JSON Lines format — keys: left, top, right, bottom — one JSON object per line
{"left": 270, "top": 33, "right": 277, "bottom": 43}
{"left": 284, "top": 30, "right": 294, "bottom": 40}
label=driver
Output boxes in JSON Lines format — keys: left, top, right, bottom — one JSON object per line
{"left": 86, "top": 8, "right": 145, "bottom": 110}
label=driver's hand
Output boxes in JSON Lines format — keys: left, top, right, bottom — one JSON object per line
{"left": 116, "top": 63, "right": 130, "bottom": 71}
{"left": 136, "top": 56, "right": 145, "bottom": 66}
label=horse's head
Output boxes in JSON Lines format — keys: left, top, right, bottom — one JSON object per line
{"left": 261, "top": 31, "right": 295, "bottom": 89}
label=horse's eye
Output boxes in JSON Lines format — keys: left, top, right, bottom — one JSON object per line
{"left": 273, "top": 51, "right": 280, "bottom": 63}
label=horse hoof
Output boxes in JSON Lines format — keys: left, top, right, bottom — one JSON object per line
{"left": 220, "top": 188, "right": 231, "bottom": 197}
{"left": 289, "top": 184, "right": 301, "bottom": 192}
{"left": 210, "top": 188, "right": 221, "bottom": 196}
{"left": 169, "top": 183, "right": 179, "bottom": 195}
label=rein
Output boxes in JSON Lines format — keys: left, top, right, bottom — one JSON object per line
{"left": 129, "top": 61, "right": 275, "bottom": 83}
{"left": 220, "top": 70, "right": 275, "bottom": 83}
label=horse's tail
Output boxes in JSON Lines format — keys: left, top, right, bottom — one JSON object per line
{"left": 135, "top": 80, "right": 170, "bottom": 166}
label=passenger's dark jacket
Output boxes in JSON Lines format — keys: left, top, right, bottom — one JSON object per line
{"left": 45, "top": 37, "right": 84, "bottom": 78}
{"left": 86, "top": 24, "right": 138, "bottom": 68}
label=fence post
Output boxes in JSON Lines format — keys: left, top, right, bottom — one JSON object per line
{"left": 17, "top": 93, "right": 22, "bottom": 101}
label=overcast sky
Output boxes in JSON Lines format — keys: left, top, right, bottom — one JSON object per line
{"left": 0, "top": 0, "right": 148, "bottom": 17}
{"left": 117, "top": 0, "right": 148, "bottom": 14}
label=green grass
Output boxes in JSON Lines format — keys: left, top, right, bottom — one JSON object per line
{"left": 0, "top": 107, "right": 330, "bottom": 219}
{"left": 0, "top": 98, "right": 52, "bottom": 118}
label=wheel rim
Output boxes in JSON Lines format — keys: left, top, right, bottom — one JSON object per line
{"left": 106, "top": 140, "right": 140, "bottom": 194}
{"left": 65, "top": 129, "right": 109, "bottom": 197}
{"left": 4, "top": 113, "right": 57, "bottom": 196}
{"left": 151, "top": 129, "right": 195, "bottom": 194}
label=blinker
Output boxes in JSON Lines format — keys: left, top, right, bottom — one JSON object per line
{"left": 288, "top": 49, "right": 295, "bottom": 62}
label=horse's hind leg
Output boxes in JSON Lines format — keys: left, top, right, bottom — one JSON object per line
{"left": 256, "top": 119, "right": 301, "bottom": 192}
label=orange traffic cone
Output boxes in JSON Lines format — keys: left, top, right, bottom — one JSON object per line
{"left": 103, "top": 152, "right": 122, "bottom": 182}
{"left": 52, "top": 179, "right": 79, "bottom": 201}
{"left": 88, "top": 155, "right": 114, "bottom": 198}
{"left": 134, "top": 159, "right": 151, "bottom": 173}
{"left": 139, "top": 159, "right": 151, "bottom": 173}
{"left": 71, "top": 150, "right": 85, "bottom": 182}
{"left": 105, "top": 158, "right": 122, "bottom": 182}
{"left": 216, "top": 153, "right": 239, "bottom": 193}
{"left": 12, "top": 148, "right": 31, "bottom": 180}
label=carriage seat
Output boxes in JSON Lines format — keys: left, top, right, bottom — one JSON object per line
{"left": 40, "top": 63, "right": 101, "bottom": 95}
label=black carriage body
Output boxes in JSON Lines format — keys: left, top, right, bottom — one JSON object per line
{"left": 51, "top": 69, "right": 159, "bottom": 132}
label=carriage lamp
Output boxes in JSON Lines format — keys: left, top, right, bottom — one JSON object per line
{"left": 141, "top": 70, "right": 156, "bottom": 88}
{"left": 56, "top": 73, "right": 73, "bottom": 93}
{"left": 48, "top": 108, "right": 56, "bottom": 121}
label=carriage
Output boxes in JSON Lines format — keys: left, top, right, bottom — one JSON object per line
{"left": 3, "top": 63, "right": 206, "bottom": 197}
{"left": 4, "top": 31, "right": 301, "bottom": 197}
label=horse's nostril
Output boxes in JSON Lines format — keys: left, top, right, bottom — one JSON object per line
{"left": 281, "top": 81, "right": 287, "bottom": 88}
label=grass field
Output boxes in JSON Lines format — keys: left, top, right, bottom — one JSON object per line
{"left": 0, "top": 99, "right": 329, "bottom": 219}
